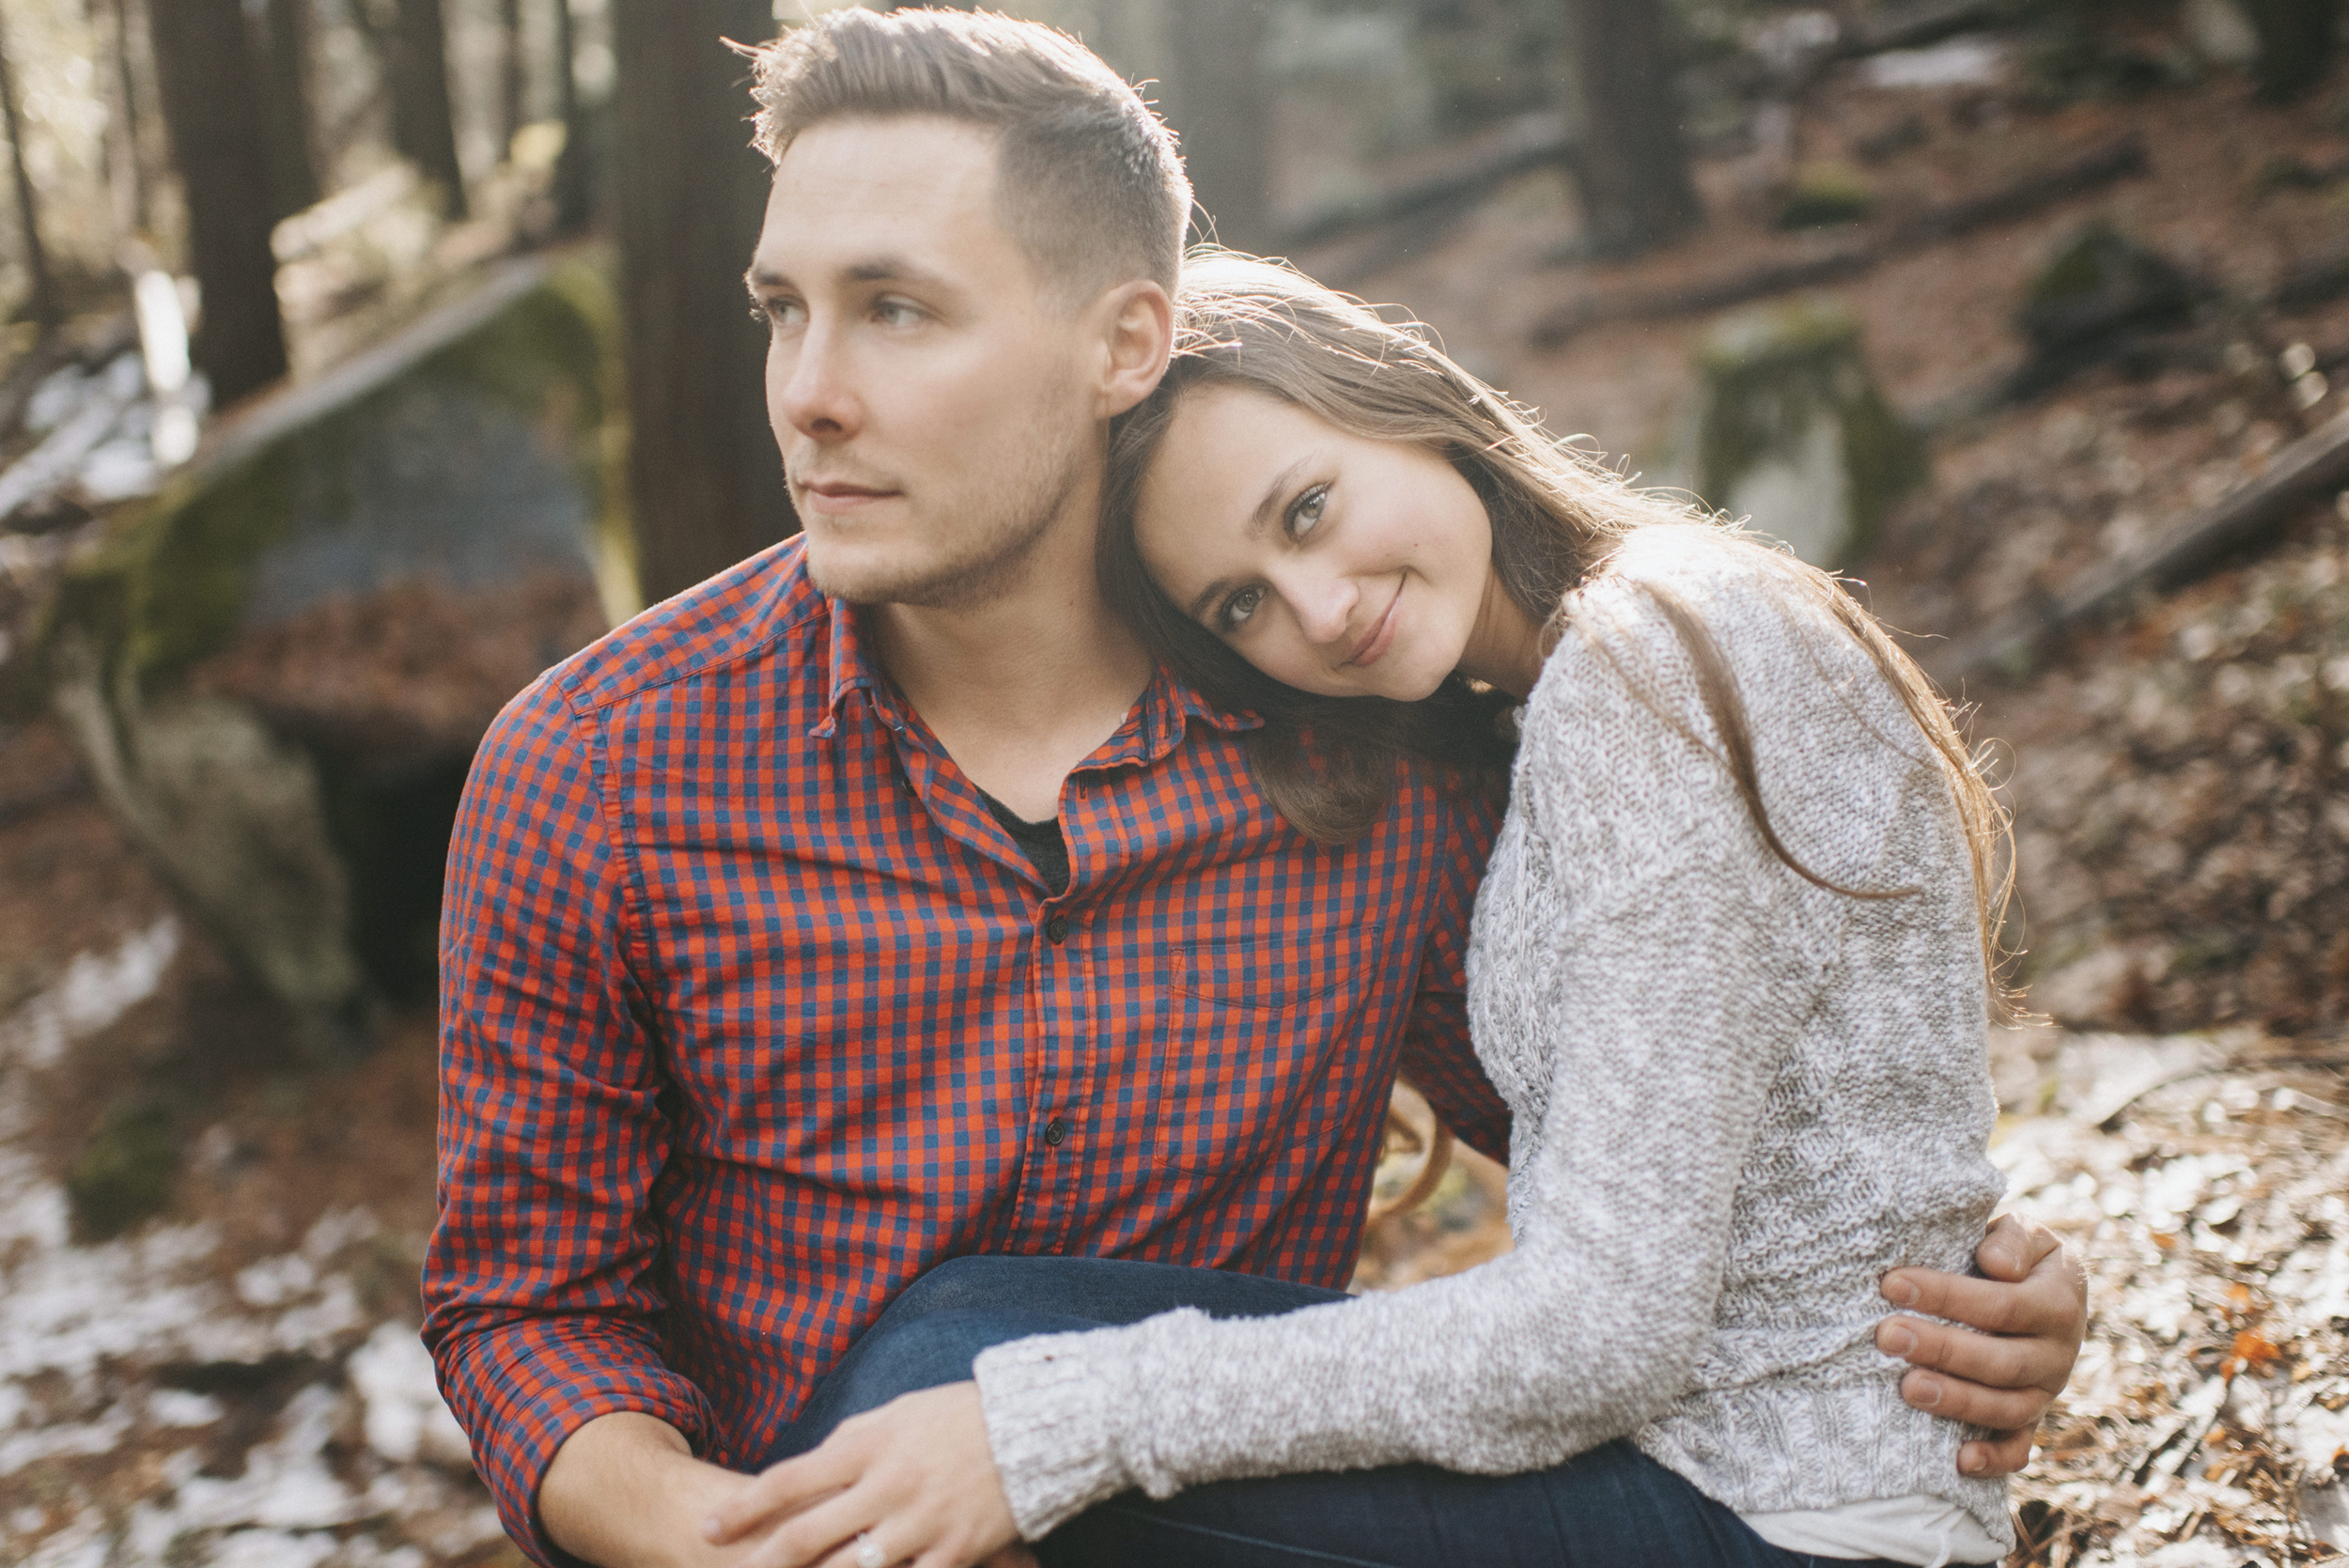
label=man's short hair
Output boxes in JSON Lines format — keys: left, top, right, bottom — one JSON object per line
{"left": 747, "top": 8, "right": 1190, "bottom": 303}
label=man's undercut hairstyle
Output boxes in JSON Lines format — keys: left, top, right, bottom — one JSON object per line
{"left": 747, "top": 8, "right": 1190, "bottom": 304}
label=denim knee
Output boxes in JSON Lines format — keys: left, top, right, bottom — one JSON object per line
{"left": 880, "top": 1255, "right": 1038, "bottom": 1319}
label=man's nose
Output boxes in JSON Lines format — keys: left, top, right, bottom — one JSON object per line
{"left": 772, "top": 324, "right": 863, "bottom": 442}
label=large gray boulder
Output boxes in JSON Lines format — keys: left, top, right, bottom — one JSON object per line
{"left": 1658, "top": 298, "right": 1928, "bottom": 570}
{"left": 39, "top": 253, "right": 630, "bottom": 1053}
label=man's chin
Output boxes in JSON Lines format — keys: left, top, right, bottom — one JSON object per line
{"left": 805, "top": 546, "right": 966, "bottom": 611}
{"left": 805, "top": 532, "right": 1046, "bottom": 613}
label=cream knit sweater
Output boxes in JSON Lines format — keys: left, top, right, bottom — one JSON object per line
{"left": 973, "top": 526, "right": 2014, "bottom": 1553}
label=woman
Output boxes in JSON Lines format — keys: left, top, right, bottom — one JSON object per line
{"left": 707, "top": 254, "right": 2024, "bottom": 1568}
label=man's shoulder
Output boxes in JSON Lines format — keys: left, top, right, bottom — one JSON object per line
{"left": 517, "top": 537, "right": 827, "bottom": 728}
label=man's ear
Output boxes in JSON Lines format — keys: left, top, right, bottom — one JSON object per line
{"left": 1091, "top": 280, "right": 1174, "bottom": 420}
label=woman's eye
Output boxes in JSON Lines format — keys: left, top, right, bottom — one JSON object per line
{"left": 1220, "top": 584, "right": 1266, "bottom": 631}
{"left": 1288, "top": 486, "right": 1329, "bottom": 539}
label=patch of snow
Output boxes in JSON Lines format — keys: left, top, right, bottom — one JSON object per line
{"left": 0, "top": 1217, "right": 230, "bottom": 1390}
{"left": 238, "top": 1252, "right": 319, "bottom": 1307}
{"left": 173, "top": 1386, "right": 367, "bottom": 1532}
{"left": 302, "top": 1207, "right": 380, "bottom": 1260}
{"left": 0, "top": 1402, "right": 133, "bottom": 1475}
{"left": 149, "top": 1389, "right": 226, "bottom": 1427}
{"left": 202, "top": 1531, "right": 345, "bottom": 1568}
{"left": 349, "top": 1322, "right": 471, "bottom": 1467}
{"left": 0, "top": 916, "right": 182, "bottom": 1070}
{"left": 1862, "top": 35, "right": 2011, "bottom": 89}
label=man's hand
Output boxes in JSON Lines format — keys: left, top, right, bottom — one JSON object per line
{"left": 542, "top": 1411, "right": 760, "bottom": 1568}
{"left": 1876, "top": 1213, "right": 2087, "bottom": 1479}
{"left": 704, "top": 1383, "right": 1025, "bottom": 1568}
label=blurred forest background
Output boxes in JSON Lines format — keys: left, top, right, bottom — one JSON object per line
{"left": 0, "top": 0, "right": 2347, "bottom": 1564}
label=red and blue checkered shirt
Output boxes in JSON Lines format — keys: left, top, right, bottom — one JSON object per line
{"left": 422, "top": 539, "right": 1509, "bottom": 1563}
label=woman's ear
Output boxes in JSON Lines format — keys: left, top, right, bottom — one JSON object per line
{"left": 1093, "top": 281, "right": 1174, "bottom": 420}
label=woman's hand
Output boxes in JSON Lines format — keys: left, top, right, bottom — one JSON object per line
{"left": 1876, "top": 1212, "right": 2088, "bottom": 1478}
{"left": 701, "top": 1382, "right": 1028, "bottom": 1568}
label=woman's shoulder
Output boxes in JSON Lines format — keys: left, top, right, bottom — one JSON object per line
{"left": 1569, "top": 524, "right": 1816, "bottom": 631}
{"left": 1541, "top": 525, "right": 1845, "bottom": 705}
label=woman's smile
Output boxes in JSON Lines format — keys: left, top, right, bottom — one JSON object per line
{"left": 1341, "top": 578, "right": 1405, "bottom": 670}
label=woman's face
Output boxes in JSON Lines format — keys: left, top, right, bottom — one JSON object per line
{"left": 1133, "top": 386, "right": 1501, "bottom": 702}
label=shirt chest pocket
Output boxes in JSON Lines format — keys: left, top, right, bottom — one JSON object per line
{"left": 1150, "top": 921, "right": 1388, "bottom": 1175}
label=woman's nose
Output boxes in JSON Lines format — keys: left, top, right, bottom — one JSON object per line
{"left": 1282, "top": 571, "right": 1360, "bottom": 647}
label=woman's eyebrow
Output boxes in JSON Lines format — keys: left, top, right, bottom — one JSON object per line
{"left": 1251, "top": 458, "right": 1312, "bottom": 537}
{"left": 1180, "top": 458, "right": 1315, "bottom": 620}
{"left": 1187, "top": 575, "right": 1237, "bottom": 623}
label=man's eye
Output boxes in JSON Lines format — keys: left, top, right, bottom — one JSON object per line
{"left": 752, "top": 297, "right": 802, "bottom": 328}
{"left": 1288, "top": 486, "right": 1329, "bottom": 539}
{"left": 876, "top": 299, "right": 924, "bottom": 328}
{"left": 1220, "top": 585, "right": 1266, "bottom": 631}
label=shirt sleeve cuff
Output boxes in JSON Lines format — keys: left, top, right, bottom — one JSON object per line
{"left": 972, "top": 1328, "right": 1143, "bottom": 1540}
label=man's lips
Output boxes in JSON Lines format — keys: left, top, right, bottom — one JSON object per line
{"left": 797, "top": 479, "right": 900, "bottom": 515}
{"left": 1342, "top": 580, "right": 1404, "bottom": 669}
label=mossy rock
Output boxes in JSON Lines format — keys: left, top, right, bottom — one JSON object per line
{"left": 36, "top": 249, "right": 632, "bottom": 1049}
{"left": 1774, "top": 163, "right": 1875, "bottom": 230}
{"left": 2017, "top": 222, "right": 2201, "bottom": 356}
{"left": 66, "top": 1097, "right": 179, "bottom": 1241}
{"left": 1657, "top": 298, "right": 1928, "bottom": 569}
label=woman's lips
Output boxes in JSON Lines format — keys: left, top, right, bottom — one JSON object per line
{"left": 1342, "top": 580, "right": 1404, "bottom": 669}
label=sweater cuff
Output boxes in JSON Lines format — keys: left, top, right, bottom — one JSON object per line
{"left": 972, "top": 1329, "right": 1138, "bottom": 1540}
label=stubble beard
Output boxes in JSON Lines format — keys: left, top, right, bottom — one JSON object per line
{"left": 805, "top": 413, "right": 1092, "bottom": 613}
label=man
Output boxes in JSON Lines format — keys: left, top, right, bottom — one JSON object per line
{"left": 423, "top": 12, "right": 2083, "bottom": 1567}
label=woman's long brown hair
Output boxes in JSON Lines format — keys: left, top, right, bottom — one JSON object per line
{"left": 1098, "top": 252, "right": 2023, "bottom": 1021}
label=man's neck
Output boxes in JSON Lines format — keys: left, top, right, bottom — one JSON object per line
{"left": 870, "top": 535, "right": 1154, "bottom": 824}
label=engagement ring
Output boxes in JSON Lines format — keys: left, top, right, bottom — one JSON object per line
{"left": 853, "top": 1533, "right": 888, "bottom": 1568}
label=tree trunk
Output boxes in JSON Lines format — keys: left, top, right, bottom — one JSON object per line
{"left": 259, "top": 0, "right": 322, "bottom": 219}
{"left": 548, "top": 0, "right": 591, "bottom": 232}
{"left": 498, "top": 0, "right": 525, "bottom": 155}
{"left": 2247, "top": 0, "right": 2340, "bottom": 101}
{"left": 0, "top": 13, "right": 59, "bottom": 326}
{"left": 611, "top": 0, "right": 795, "bottom": 602}
{"left": 144, "top": 0, "right": 288, "bottom": 405}
{"left": 1564, "top": 0, "right": 1702, "bottom": 258}
{"left": 1162, "top": 0, "right": 1269, "bottom": 253}
{"left": 384, "top": 0, "right": 468, "bottom": 218}
{"left": 109, "top": 0, "right": 152, "bottom": 233}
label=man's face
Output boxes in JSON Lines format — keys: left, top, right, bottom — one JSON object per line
{"left": 749, "top": 116, "right": 1097, "bottom": 609}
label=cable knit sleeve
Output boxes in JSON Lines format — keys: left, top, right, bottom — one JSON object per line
{"left": 973, "top": 546, "right": 1915, "bottom": 1540}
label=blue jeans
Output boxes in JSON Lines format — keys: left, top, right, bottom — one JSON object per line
{"left": 764, "top": 1255, "right": 1936, "bottom": 1568}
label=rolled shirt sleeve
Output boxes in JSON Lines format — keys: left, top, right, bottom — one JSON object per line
{"left": 422, "top": 672, "right": 717, "bottom": 1565}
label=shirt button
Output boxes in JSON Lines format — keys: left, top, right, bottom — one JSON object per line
{"left": 1044, "top": 915, "right": 1069, "bottom": 944}
{"left": 1042, "top": 1117, "right": 1067, "bottom": 1147}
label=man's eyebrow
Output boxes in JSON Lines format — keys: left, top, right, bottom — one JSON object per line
{"left": 744, "top": 256, "right": 950, "bottom": 288}
{"left": 844, "top": 256, "right": 950, "bottom": 287}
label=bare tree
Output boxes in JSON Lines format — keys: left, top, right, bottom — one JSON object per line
{"left": 259, "top": 0, "right": 322, "bottom": 219}
{"left": 611, "top": 1, "right": 795, "bottom": 601}
{"left": 144, "top": 0, "right": 288, "bottom": 404}
{"left": 2248, "top": 0, "right": 2341, "bottom": 101}
{"left": 498, "top": 0, "right": 525, "bottom": 156}
{"left": 106, "top": 0, "right": 153, "bottom": 233}
{"left": 1161, "top": 0, "right": 1269, "bottom": 252}
{"left": 371, "top": 0, "right": 469, "bottom": 218}
{"left": 548, "top": 0, "right": 590, "bottom": 231}
{"left": 1564, "top": 0, "right": 1701, "bottom": 258}
{"left": 0, "top": 10, "right": 59, "bottom": 326}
